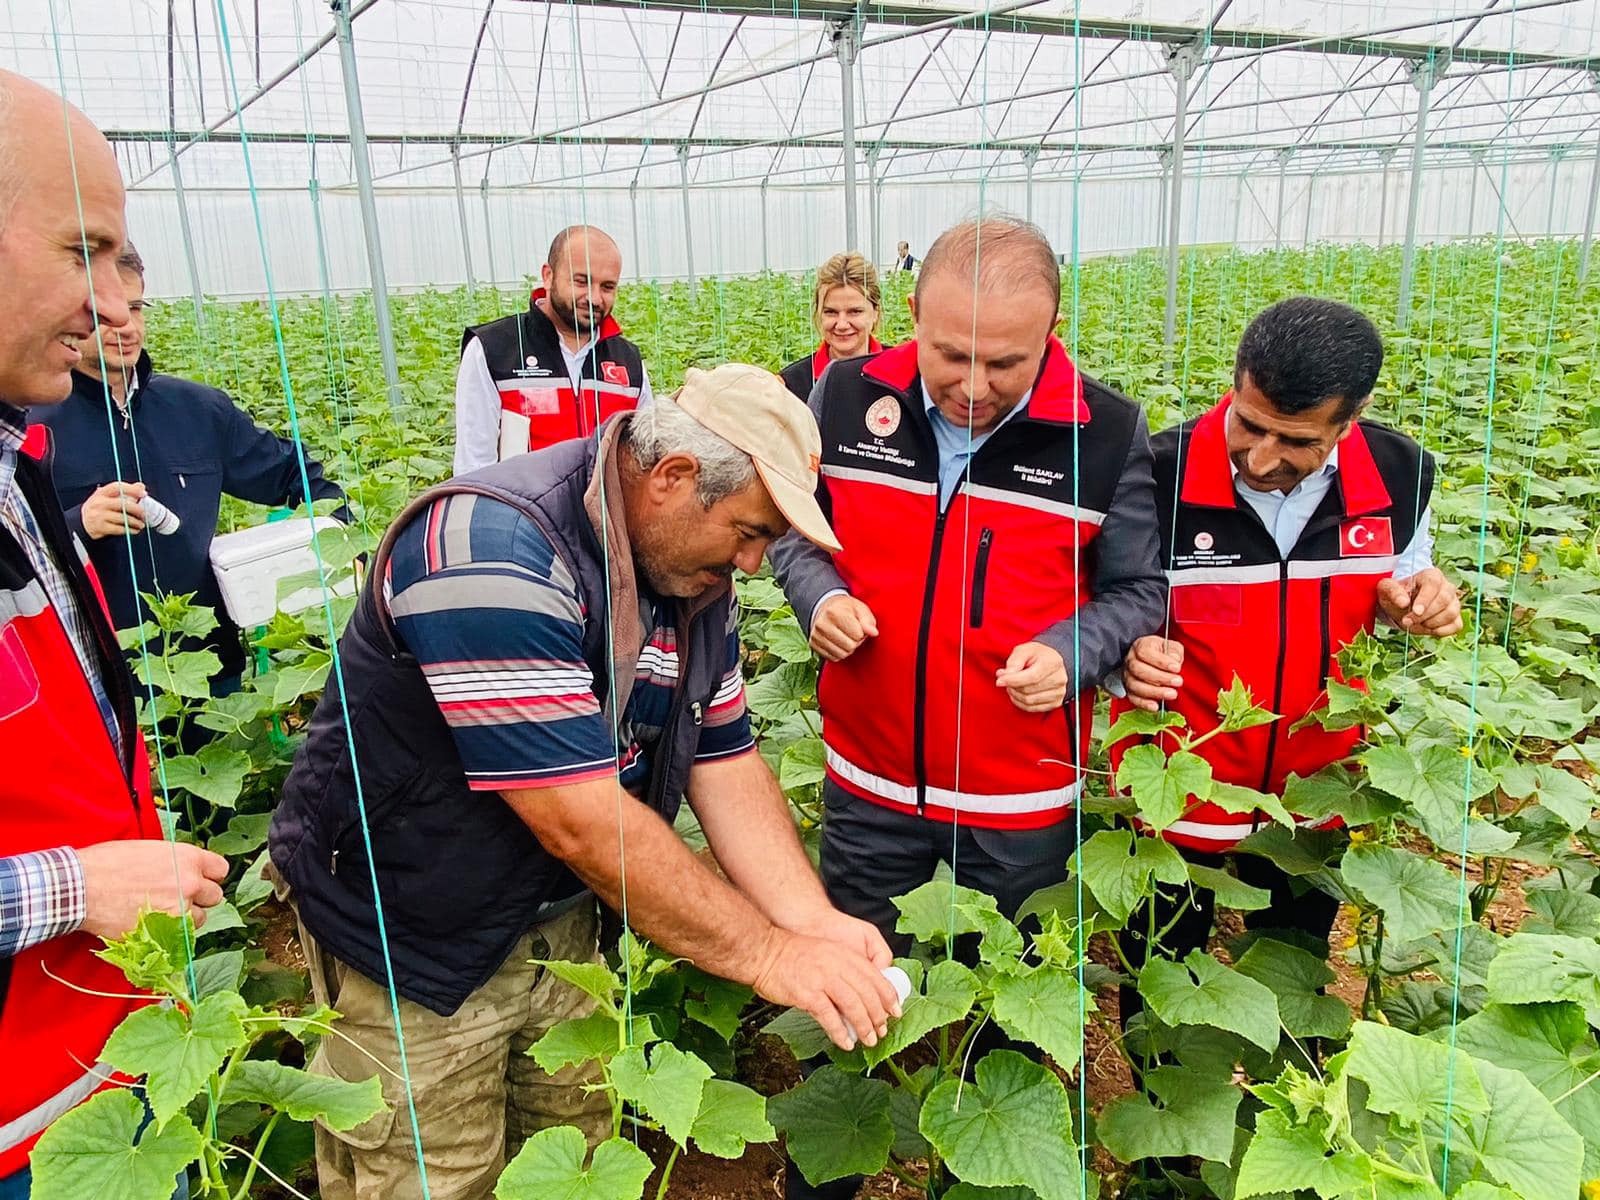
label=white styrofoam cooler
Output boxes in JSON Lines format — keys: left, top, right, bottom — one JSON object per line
{"left": 208, "top": 516, "right": 355, "bottom": 627}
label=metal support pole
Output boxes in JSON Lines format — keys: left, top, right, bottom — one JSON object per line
{"left": 1023, "top": 146, "right": 1039, "bottom": 224}
{"left": 1303, "top": 172, "right": 1317, "bottom": 247}
{"left": 866, "top": 144, "right": 881, "bottom": 267}
{"left": 331, "top": 0, "right": 401, "bottom": 409}
{"left": 1377, "top": 147, "right": 1395, "bottom": 248}
{"left": 1466, "top": 148, "right": 1484, "bottom": 239}
{"left": 1274, "top": 148, "right": 1292, "bottom": 249}
{"left": 629, "top": 180, "right": 643, "bottom": 280}
{"left": 1231, "top": 171, "right": 1246, "bottom": 248}
{"left": 760, "top": 178, "right": 770, "bottom": 274}
{"left": 677, "top": 144, "right": 696, "bottom": 286}
{"left": 451, "top": 143, "right": 476, "bottom": 294}
{"left": 1583, "top": 135, "right": 1600, "bottom": 281}
{"left": 1545, "top": 146, "right": 1566, "bottom": 237}
{"left": 1163, "top": 41, "right": 1199, "bottom": 349}
{"left": 1157, "top": 149, "right": 1172, "bottom": 249}
{"left": 165, "top": 142, "right": 207, "bottom": 334}
{"left": 1397, "top": 54, "right": 1444, "bottom": 330}
{"left": 834, "top": 18, "right": 860, "bottom": 252}
{"left": 479, "top": 175, "right": 498, "bottom": 300}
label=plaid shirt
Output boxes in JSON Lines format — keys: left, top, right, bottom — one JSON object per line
{"left": 0, "top": 402, "right": 107, "bottom": 957}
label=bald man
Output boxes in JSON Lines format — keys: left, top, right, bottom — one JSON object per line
{"left": 0, "top": 72, "right": 224, "bottom": 1192}
{"left": 453, "top": 225, "right": 653, "bottom": 473}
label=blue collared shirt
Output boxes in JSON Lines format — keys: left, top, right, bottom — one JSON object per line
{"left": 921, "top": 382, "right": 1033, "bottom": 508}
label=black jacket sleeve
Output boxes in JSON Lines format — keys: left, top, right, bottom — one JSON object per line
{"left": 219, "top": 394, "right": 349, "bottom": 521}
{"left": 1032, "top": 411, "right": 1166, "bottom": 688}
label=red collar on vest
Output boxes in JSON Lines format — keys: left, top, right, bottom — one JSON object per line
{"left": 20, "top": 422, "right": 50, "bottom": 463}
{"left": 811, "top": 338, "right": 883, "bottom": 380}
{"left": 530, "top": 287, "right": 624, "bottom": 341}
{"left": 861, "top": 335, "right": 1088, "bottom": 424}
{"left": 1180, "top": 394, "right": 1393, "bottom": 515}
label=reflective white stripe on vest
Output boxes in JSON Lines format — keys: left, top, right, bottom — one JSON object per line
{"left": 0, "top": 578, "right": 50, "bottom": 624}
{"left": 495, "top": 379, "right": 641, "bottom": 400}
{"left": 1166, "top": 563, "right": 1281, "bottom": 587}
{"left": 1164, "top": 813, "right": 1340, "bottom": 843}
{"left": 962, "top": 483, "right": 1106, "bottom": 527}
{"left": 820, "top": 463, "right": 938, "bottom": 496}
{"left": 826, "top": 747, "right": 1082, "bottom": 814}
{"left": 1286, "top": 556, "right": 1398, "bottom": 580}
{"left": 0, "top": 1064, "right": 107, "bottom": 1153}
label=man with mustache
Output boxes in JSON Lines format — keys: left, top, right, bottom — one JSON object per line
{"left": 453, "top": 225, "right": 653, "bottom": 473}
{"left": 271, "top": 365, "right": 900, "bottom": 1200}
{"left": 1112, "top": 297, "right": 1461, "bottom": 1020}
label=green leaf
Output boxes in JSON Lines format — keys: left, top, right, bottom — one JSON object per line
{"left": 193, "top": 687, "right": 276, "bottom": 735}
{"left": 159, "top": 745, "right": 252, "bottom": 809}
{"left": 1487, "top": 934, "right": 1600, "bottom": 1011}
{"left": 919, "top": 1051, "right": 1082, "bottom": 1200}
{"left": 1535, "top": 593, "right": 1600, "bottom": 634}
{"left": 1361, "top": 742, "right": 1495, "bottom": 839}
{"left": 1139, "top": 951, "right": 1281, "bottom": 1051}
{"left": 1235, "top": 1109, "right": 1372, "bottom": 1199}
{"left": 778, "top": 737, "right": 826, "bottom": 792}
{"left": 529, "top": 1012, "right": 628, "bottom": 1074}
{"left": 683, "top": 971, "right": 753, "bottom": 1042}
{"left": 137, "top": 649, "right": 222, "bottom": 700}
{"left": 1071, "top": 828, "right": 1187, "bottom": 925}
{"left": 736, "top": 575, "right": 788, "bottom": 612}
{"left": 1501, "top": 763, "right": 1597, "bottom": 831}
{"left": 746, "top": 661, "right": 816, "bottom": 721}
{"left": 208, "top": 813, "right": 272, "bottom": 857}
{"left": 1208, "top": 781, "right": 1296, "bottom": 831}
{"left": 1283, "top": 768, "right": 1401, "bottom": 826}
{"left": 223, "top": 1059, "right": 386, "bottom": 1130}
{"left": 1234, "top": 824, "right": 1344, "bottom": 876}
{"left": 231, "top": 849, "right": 274, "bottom": 910}
{"left": 101, "top": 991, "right": 248, "bottom": 1126}
{"left": 1187, "top": 864, "right": 1271, "bottom": 912}
{"left": 1453, "top": 1002, "right": 1600, "bottom": 1179}
{"left": 1343, "top": 1021, "right": 1487, "bottom": 1126}
{"left": 495, "top": 1128, "right": 653, "bottom": 1200}
{"left": 609, "top": 1042, "right": 712, "bottom": 1147}
{"left": 864, "top": 959, "right": 980, "bottom": 1067}
{"left": 1457, "top": 1058, "right": 1585, "bottom": 1200}
{"left": 1233, "top": 939, "right": 1352, "bottom": 1040}
{"left": 1216, "top": 675, "right": 1280, "bottom": 733}
{"left": 1341, "top": 843, "right": 1468, "bottom": 944}
{"left": 1526, "top": 889, "right": 1600, "bottom": 939}
{"left": 1098, "top": 1066, "right": 1242, "bottom": 1164}
{"left": 768, "top": 1066, "right": 894, "bottom": 1186}
{"left": 761, "top": 610, "right": 815, "bottom": 663}
{"left": 189, "top": 948, "right": 245, "bottom": 1001}
{"left": 193, "top": 901, "right": 245, "bottom": 941}
{"left": 889, "top": 1081, "right": 931, "bottom": 1161}
{"left": 690, "top": 1079, "right": 774, "bottom": 1158}
{"left": 1104, "top": 706, "right": 1186, "bottom": 748}
{"left": 270, "top": 655, "right": 332, "bottom": 706}
{"left": 29, "top": 1087, "right": 204, "bottom": 1200}
{"left": 990, "top": 965, "right": 1094, "bottom": 1072}
{"left": 892, "top": 879, "right": 1024, "bottom": 961}
{"left": 533, "top": 960, "right": 622, "bottom": 1009}
{"left": 1115, "top": 745, "right": 1213, "bottom": 832}
{"left": 97, "top": 911, "right": 190, "bottom": 994}
{"left": 761, "top": 1006, "right": 836, "bottom": 1061}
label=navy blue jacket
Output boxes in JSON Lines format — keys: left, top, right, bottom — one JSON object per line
{"left": 34, "top": 353, "right": 344, "bottom": 678}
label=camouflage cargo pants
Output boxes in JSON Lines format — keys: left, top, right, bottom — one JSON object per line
{"left": 292, "top": 899, "right": 613, "bottom": 1200}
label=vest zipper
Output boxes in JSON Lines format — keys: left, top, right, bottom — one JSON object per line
{"left": 1258, "top": 558, "right": 1291, "bottom": 798}
{"left": 1318, "top": 577, "right": 1333, "bottom": 700}
{"left": 912, "top": 502, "right": 955, "bottom": 815}
{"left": 969, "top": 528, "right": 994, "bottom": 628}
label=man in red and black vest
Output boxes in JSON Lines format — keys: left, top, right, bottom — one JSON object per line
{"left": 1112, "top": 297, "right": 1462, "bottom": 1012}
{"left": 453, "top": 225, "right": 651, "bottom": 474}
{"left": 0, "top": 71, "right": 226, "bottom": 1194}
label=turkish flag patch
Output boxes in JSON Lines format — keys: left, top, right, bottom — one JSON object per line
{"left": 1340, "top": 516, "right": 1394, "bottom": 557}
{"left": 601, "top": 361, "right": 629, "bottom": 386}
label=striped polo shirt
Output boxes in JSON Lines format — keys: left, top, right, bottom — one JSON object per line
{"left": 383, "top": 491, "right": 753, "bottom": 794}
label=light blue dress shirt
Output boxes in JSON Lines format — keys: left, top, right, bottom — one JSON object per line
{"left": 921, "top": 382, "right": 1033, "bottom": 508}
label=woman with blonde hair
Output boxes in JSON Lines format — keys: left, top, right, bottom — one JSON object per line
{"left": 780, "top": 252, "right": 884, "bottom": 400}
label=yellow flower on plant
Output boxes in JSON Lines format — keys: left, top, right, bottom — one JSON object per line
{"left": 1560, "top": 537, "right": 1574, "bottom": 547}
{"left": 1348, "top": 829, "right": 1370, "bottom": 845}
{"left": 1341, "top": 933, "right": 1358, "bottom": 950}
{"left": 1521, "top": 552, "right": 1539, "bottom": 573}
{"left": 1495, "top": 561, "right": 1514, "bottom": 577}
{"left": 1458, "top": 744, "right": 1474, "bottom": 759}
{"left": 1581, "top": 1179, "right": 1600, "bottom": 1200}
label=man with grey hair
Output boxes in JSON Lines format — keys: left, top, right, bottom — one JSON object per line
{"left": 773, "top": 216, "right": 1163, "bottom": 1197}
{"left": 453, "top": 224, "right": 653, "bottom": 473}
{"left": 270, "top": 365, "right": 901, "bottom": 1199}
{"left": 0, "top": 71, "right": 225, "bottom": 1193}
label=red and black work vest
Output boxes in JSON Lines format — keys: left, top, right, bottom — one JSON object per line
{"left": 0, "top": 426, "right": 158, "bottom": 1178}
{"left": 1110, "top": 397, "right": 1433, "bottom": 851}
{"left": 812, "top": 338, "right": 1143, "bottom": 830}
{"left": 780, "top": 339, "right": 883, "bottom": 402}
{"left": 462, "top": 289, "right": 645, "bottom": 458}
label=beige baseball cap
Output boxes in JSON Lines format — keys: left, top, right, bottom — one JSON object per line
{"left": 672, "top": 363, "right": 841, "bottom": 553}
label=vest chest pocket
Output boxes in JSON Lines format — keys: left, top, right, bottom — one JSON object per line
{"left": 0, "top": 621, "right": 41, "bottom": 722}
{"left": 1171, "top": 583, "right": 1243, "bottom": 627}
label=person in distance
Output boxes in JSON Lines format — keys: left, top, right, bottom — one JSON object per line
{"left": 779, "top": 251, "right": 885, "bottom": 401}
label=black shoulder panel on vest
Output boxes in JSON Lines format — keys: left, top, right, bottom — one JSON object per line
{"left": 1354, "top": 419, "right": 1434, "bottom": 510}
{"left": 779, "top": 356, "right": 813, "bottom": 402}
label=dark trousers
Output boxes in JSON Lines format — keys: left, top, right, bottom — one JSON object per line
{"left": 786, "top": 782, "right": 1078, "bottom": 1199}
{"left": 1118, "top": 846, "right": 1342, "bottom": 1033}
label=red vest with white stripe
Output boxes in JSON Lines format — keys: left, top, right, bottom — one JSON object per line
{"left": 811, "top": 338, "right": 1144, "bottom": 830}
{"left": 463, "top": 290, "right": 645, "bottom": 459}
{"left": 779, "top": 339, "right": 884, "bottom": 402}
{"left": 0, "top": 427, "right": 157, "bottom": 1177}
{"left": 1110, "top": 397, "right": 1433, "bottom": 851}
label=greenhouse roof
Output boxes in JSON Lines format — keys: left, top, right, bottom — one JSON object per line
{"left": 9, "top": 0, "right": 1600, "bottom": 191}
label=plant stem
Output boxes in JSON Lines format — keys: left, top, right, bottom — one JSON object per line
{"left": 653, "top": 1143, "right": 682, "bottom": 1200}
{"left": 231, "top": 1111, "right": 281, "bottom": 1200}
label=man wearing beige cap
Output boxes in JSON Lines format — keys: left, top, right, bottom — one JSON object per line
{"left": 270, "top": 364, "right": 896, "bottom": 1200}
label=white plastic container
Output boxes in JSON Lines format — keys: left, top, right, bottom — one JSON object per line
{"left": 208, "top": 516, "right": 354, "bottom": 627}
